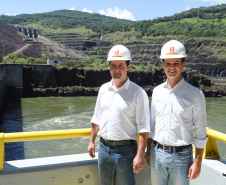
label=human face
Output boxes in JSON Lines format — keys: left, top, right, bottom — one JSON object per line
{"left": 162, "top": 58, "right": 185, "bottom": 83}
{"left": 110, "top": 60, "right": 129, "bottom": 82}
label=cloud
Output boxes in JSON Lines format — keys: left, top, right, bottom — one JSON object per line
{"left": 185, "top": 6, "right": 191, "bottom": 11}
{"left": 82, "top": 8, "right": 93, "bottom": 14}
{"left": 98, "top": 10, "right": 106, "bottom": 15}
{"left": 98, "top": 7, "right": 135, "bottom": 21}
{"left": 69, "top": 7, "right": 75, "bottom": 10}
{"left": 5, "top": 13, "right": 16, "bottom": 16}
{"left": 196, "top": 0, "right": 226, "bottom": 4}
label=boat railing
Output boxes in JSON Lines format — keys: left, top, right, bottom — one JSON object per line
{"left": 0, "top": 127, "right": 225, "bottom": 171}
{"left": 202, "top": 127, "right": 226, "bottom": 158}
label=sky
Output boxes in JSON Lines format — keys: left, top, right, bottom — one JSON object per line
{"left": 1, "top": 0, "right": 226, "bottom": 21}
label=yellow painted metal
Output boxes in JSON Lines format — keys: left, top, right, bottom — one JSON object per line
{"left": 0, "top": 126, "right": 225, "bottom": 171}
{"left": 137, "top": 134, "right": 139, "bottom": 145}
{"left": 0, "top": 133, "right": 5, "bottom": 171}
{"left": 206, "top": 127, "right": 226, "bottom": 143}
{"left": 4, "top": 128, "right": 91, "bottom": 143}
{"left": 193, "top": 127, "right": 226, "bottom": 158}
{"left": 202, "top": 127, "right": 225, "bottom": 158}
{"left": 0, "top": 129, "right": 91, "bottom": 171}
{"left": 203, "top": 137, "right": 220, "bottom": 158}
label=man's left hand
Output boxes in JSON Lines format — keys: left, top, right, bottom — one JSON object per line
{"left": 188, "top": 161, "right": 201, "bottom": 180}
{"left": 133, "top": 155, "right": 144, "bottom": 173}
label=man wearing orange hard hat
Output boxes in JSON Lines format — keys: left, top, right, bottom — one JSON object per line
{"left": 88, "top": 44, "right": 150, "bottom": 185}
{"left": 145, "top": 40, "right": 207, "bottom": 185}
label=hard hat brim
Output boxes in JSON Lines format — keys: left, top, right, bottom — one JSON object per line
{"left": 160, "top": 55, "right": 187, "bottom": 59}
{"left": 107, "top": 57, "right": 132, "bottom": 62}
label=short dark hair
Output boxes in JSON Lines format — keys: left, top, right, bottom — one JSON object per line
{"left": 162, "top": 58, "right": 185, "bottom": 64}
{"left": 109, "top": 60, "right": 130, "bottom": 66}
{"left": 125, "top": 60, "right": 130, "bottom": 66}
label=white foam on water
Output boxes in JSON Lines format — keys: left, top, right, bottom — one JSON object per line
{"left": 23, "top": 111, "right": 93, "bottom": 132}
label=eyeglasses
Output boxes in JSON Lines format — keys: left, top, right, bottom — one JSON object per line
{"left": 110, "top": 64, "right": 125, "bottom": 70}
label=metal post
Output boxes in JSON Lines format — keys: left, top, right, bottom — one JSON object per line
{"left": 0, "top": 133, "right": 4, "bottom": 170}
{"left": 203, "top": 137, "right": 220, "bottom": 158}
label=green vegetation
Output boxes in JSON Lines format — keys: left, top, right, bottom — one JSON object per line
{"left": 52, "top": 58, "right": 163, "bottom": 72}
{"left": 0, "top": 4, "right": 225, "bottom": 38}
{"left": 0, "top": 10, "right": 134, "bottom": 35}
{"left": 0, "top": 4, "right": 225, "bottom": 79}
{"left": 4, "top": 54, "right": 162, "bottom": 72}
{"left": 2, "top": 54, "right": 47, "bottom": 64}
{"left": 134, "top": 4, "right": 226, "bottom": 38}
{"left": 55, "top": 58, "right": 109, "bottom": 70}
{"left": 42, "top": 27, "right": 95, "bottom": 35}
{"left": 84, "top": 47, "right": 105, "bottom": 56}
{"left": 134, "top": 18, "right": 225, "bottom": 38}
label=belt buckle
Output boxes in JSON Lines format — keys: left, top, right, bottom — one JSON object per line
{"left": 112, "top": 140, "right": 116, "bottom": 146}
{"left": 107, "top": 140, "right": 116, "bottom": 146}
{"left": 163, "top": 145, "right": 171, "bottom": 151}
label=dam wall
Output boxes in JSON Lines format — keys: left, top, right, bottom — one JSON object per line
{"left": 0, "top": 64, "right": 223, "bottom": 100}
{"left": 0, "top": 64, "right": 23, "bottom": 122}
{"left": 0, "top": 65, "right": 6, "bottom": 121}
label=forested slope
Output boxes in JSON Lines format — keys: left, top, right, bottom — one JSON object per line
{"left": 0, "top": 4, "right": 225, "bottom": 76}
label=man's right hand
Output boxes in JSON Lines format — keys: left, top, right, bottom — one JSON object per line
{"left": 88, "top": 142, "right": 95, "bottom": 158}
{"left": 145, "top": 152, "right": 150, "bottom": 166}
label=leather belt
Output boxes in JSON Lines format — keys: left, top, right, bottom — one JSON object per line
{"left": 100, "top": 137, "right": 136, "bottom": 146}
{"left": 152, "top": 140, "right": 191, "bottom": 152}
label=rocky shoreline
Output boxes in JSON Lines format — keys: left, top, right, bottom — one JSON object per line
{"left": 22, "top": 65, "right": 226, "bottom": 98}
{"left": 27, "top": 84, "right": 226, "bottom": 98}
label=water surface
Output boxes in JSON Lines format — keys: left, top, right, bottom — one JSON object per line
{"left": 1, "top": 97, "right": 225, "bottom": 160}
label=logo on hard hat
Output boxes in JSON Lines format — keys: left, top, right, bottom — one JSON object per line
{"left": 166, "top": 46, "right": 178, "bottom": 55}
{"left": 170, "top": 47, "right": 174, "bottom": 52}
{"left": 112, "top": 50, "right": 122, "bottom": 58}
{"left": 114, "top": 50, "right": 119, "bottom": 56}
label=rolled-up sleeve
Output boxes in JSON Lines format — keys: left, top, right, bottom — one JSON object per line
{"left": 136, "top": 90, "right": 150, "bottom": 133}
{"left": 193, "top": 91, "right": 208, "bottom": 148}
{"left": 91, "top": 88, "right": 102, "bottom": 125}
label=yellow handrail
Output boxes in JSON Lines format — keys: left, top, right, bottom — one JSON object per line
{"left": 202, "top": 127, "right": 226, "bottom": 158}
{"left": 3, "top": 128, "right": 91, "bottom": 143}
{"left": 206, "top": 127, "right": 226, "bottom": 143}
{"left": 0, "top": 128, "right": 91, "bottom": 171}
{"left": 0, "top": 127, "right": 225, "bottom": 171}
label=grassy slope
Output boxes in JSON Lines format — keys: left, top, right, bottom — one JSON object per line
{"left": 1, "top": 5, "right": 225, "bottom": 66}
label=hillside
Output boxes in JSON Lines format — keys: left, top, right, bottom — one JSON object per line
{"left": 0, "top": 5, "right": 225, "bottom": 76}
{"left": 0, "top": 21, "right": 26, "bottom": 59}
{"left": 134, "top": 4, "right": 226, "bottom": 38}
{"left": 0, "top": 10, "right": 135, "bottom": 35}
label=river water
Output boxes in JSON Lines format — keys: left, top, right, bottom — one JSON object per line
{"left": 1, "top": 97, "right": 226, "bottom": 161}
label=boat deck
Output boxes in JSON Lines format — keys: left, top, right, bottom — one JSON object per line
{"left": 0, "top": 153, "right": 225, "bottom": 185}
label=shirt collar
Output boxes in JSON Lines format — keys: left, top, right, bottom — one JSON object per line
{"left": 175, "top": 78, "right": 185, "bottom": 89}
{"left": 164, "top": 78, "right": 185, "bottom": 90}
{"left": 108, "top": 77, "right": 130, "bottom": 90}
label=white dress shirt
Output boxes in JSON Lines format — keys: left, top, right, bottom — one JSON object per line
{"left": 149, "top": 78, "right": 207, "bottom": 148}
{"left": 91, "top": 78, "right": 150, "bottom": 140}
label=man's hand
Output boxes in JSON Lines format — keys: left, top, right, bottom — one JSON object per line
{"left": 145, "top": 152, "right": 150, "bottom": 166}
{"left": 133, "top": 154, "right": 144, "bottom": 173}
{"left": 88, "top": 142, "right": 95, "bottom": 158}
{"left": 188, "top": 161, "right": 201, "bottom": 180}
{"left": 188, "top": 148, "right": 203, "bottom": 180}
{"left": 88, "top": 123, "right": 99, "bottom": 158}
{"left": 133, "top": 132, "right": 149, "bottom": 173}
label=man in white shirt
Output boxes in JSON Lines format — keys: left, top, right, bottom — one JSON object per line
{"left": 145, "top": 40, "right": 207, "bottom": 185}
{"left": 88, "top": 44, "right": 150, "bottom": 185}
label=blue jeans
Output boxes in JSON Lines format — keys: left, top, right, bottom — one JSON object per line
{"left": 150, "top": 142, "right": 193, "bottom": 185}
{"left": 98, "top": 141, "right": 137, "bottom": 185}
